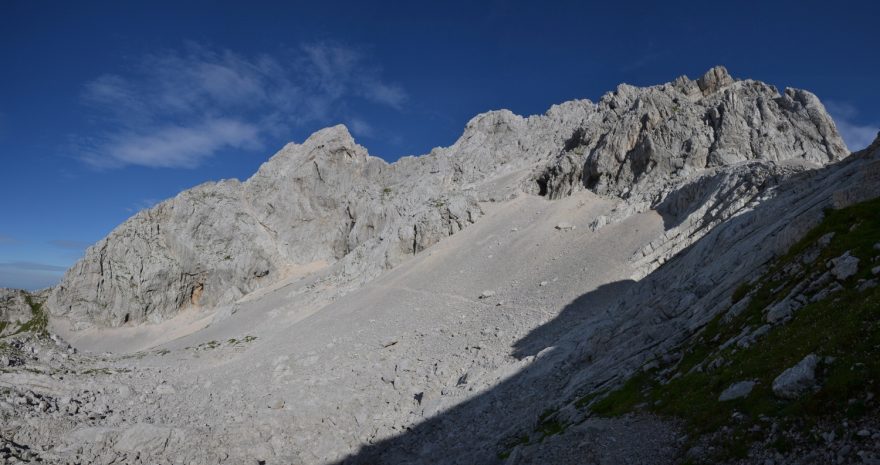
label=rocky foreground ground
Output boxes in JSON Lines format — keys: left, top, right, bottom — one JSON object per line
{"left": 2, "top": 67, "right": 879, "bottom": 464}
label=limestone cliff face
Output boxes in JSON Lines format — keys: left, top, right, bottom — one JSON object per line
{"left": 48, "top": 67, "right": 848, "bottom": 328}
{"left": 1, "top": 288, "right": 34, "bottom": 336}
{"left": 48, "top": 110, "right": 591, "bottom": 327}
{"left": 534, "top": 66, "right": 846, "bottom": 206}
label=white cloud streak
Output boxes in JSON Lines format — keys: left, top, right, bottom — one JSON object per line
{"left": 348, "top": 118, "right": 375, "bottom": 138}
{"left": 124, "top": 198, "right": 159, "bottom": 214}
{"left": 80, "top": 42, "right": 406, "bottom": 169}
{"left": 0, "top": 262, "right": 66, "bottom": 291}
{"left": 0, "top": 261, "right": 67, "bottom": 272}
{"left": 825, "top": 100, "right": 879, "bottom": 152}
{"left": 83, "top": 119, "right": 260, "bottom": 169}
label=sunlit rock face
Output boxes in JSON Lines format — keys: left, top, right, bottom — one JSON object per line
{"left": 48, "top": 66, "right": 846, "bottom": 329}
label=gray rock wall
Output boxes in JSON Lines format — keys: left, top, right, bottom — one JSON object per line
{"left": 1, "top": 288, "right": 33, "bottom": 335}
{"left": 535, "top": 66, "right": 846, "bottom": 207}
{"left": 48, "top": 67, "right": 849, "bottom": 328}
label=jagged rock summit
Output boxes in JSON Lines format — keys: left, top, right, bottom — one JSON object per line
{"left": 536, "top": 66, "right": 845, "bottom": 203}
{"left": 47, "top": 66, "right": 846, "bottom": 328}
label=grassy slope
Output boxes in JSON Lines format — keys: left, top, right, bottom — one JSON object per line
{"left": 0, "top": 295, "right": 47, "bottom": 369}
{"left": 584, "top": 197, "right": 880, "bottom": 460}
{"left": 0, "top": 294, "right": 48, "bottom": 345}
{"left": 17, "top": 295, "right": 49, "bottom": 336}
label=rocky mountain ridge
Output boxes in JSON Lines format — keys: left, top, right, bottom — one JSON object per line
{"left": 2, "top": 66, "right": 878, "bottom": 465}
{"left": 3, "top": 141, "right": 875, "bottom": 464}
{"left": 47, "top": 66, "right": 847, "bottom": 329}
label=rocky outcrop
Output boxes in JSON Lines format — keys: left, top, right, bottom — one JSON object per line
{"left": 0, "top": 289, "right": 32, "bottom": 335}
{"left": 48, "top": 66, "right": 848, "bottom": 328}
{"left": 554, "top": 137, "right": 880, "bottom": 412}
{"left": 48, "top": 128, "right": 480, "bottom": 327}
{"left": 49, "top": 110, "right": 593, "bottom": 328}
{"left": 535, "top": 66, "right": 846, "bottom": 207}
{"left": 718, "top": 380, "right": 755, "bottom": 401}
{"left": 772, "top": 354, "right": 820, "bottom": 399}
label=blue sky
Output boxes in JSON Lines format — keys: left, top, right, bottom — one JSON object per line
{"left": 1, "top": 0, "right": 878, "bottom": 290}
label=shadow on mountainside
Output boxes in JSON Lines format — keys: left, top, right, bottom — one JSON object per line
{"left": 336, "top": 279, "right": 642, "bottom": 465}
{"left": 511, "top": 279, "right": 635, "bottom": 360}
{"left": 334, "top": 154, "right": 874, "bottom": 465}
{"left": 333, "top": 243, "right": 732, "bottom": 464}
{"left": 653, "top": 162, "right": 800, "bottom": 232}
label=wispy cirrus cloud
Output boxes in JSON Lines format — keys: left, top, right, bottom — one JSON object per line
{"left": 0, "top": 261, "right": 67, "bottom": 272}
{"left": 124, "top": 198, "right": 159, "bottom": 214}
{"left": 347, "top": 118, "right": 375, "bottom": 138}
{"left": 0, "top": 261, "right": 67, "bottom": 290}
{"left": 0, "top": 234, "right": 16, "bottom": 245}
{"left": 79, "top": 42, "right": 407, "bottom": 169}
{"left": 81, "top": 118, "right": 261, "bottom": 169}
{"left": 825, "top": 100, "right": 879, "bottom": 152}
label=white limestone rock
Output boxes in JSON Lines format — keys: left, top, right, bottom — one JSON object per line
{"left": 772, "top": 354, "right": 820, "bottom": 399}
{"left": 829, "top": 251, "right": 860, "bottom": 281}
{"left": 535, "top": 66, "right": 846, "bottom": 209}
{"left": 47, "top": 66, "right": 849, "bottom": 329}
{"left": 718, "top": 380, "right": 755, "bottom": 401}
{"left": 0, "top": 288, "right": 33, "bottom": 335}
{"left": 6, "top": 132, "right": 880, "bottom": 465}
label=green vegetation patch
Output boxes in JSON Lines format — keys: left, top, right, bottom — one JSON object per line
{"left": 574, "top": 389, "right": 605, "bottom": 409}
{"left": 497, "top": 434, "right": 530, "bottom": 460}
{"left": 497, "top": 407, "right": 574, "bottom": 457}
{"left": 80, "top": 367, "right": 114, "bottom": 376}
{"left": 585, "top": 197, "right": 880, "bottom": 458}
{"left": 189, "top": 335, "right": 257, "bottom": 352}
{"left": 120, "top": 351, "right": 148, "bottom": 360}
{"left": 16, "top": 295, "right": 49, "bottom": 336}
{"left": 197, "top": 340, "right": 221, "bottom": 350}
{"left": 226, "top": 335, "right": 258, "bottom": 346}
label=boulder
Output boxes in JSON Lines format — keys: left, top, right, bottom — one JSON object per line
{"left": 718, "top": 380, "right": 755, "bottom": 401}
{"left": 589, "top": 215, "right": 608, "bottom": 231}
{"left": 766, "top": 298, "right": 800, "bottom": 323}
{"left": 555, "top": 222, "right": 575, "bottom": 231}
{"left": 772, "top": 354, "right": 819, "bottom": 399}
{"left": 829, "top": 252, "right": 860, "bottom": 281}
{"left": 697, "top": 65, "right": 735, "bottom": 95}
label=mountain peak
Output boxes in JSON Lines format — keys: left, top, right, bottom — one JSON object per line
{"left": 303, "top": 123, "right": 357, "bottom": 149}
{"left": 697, "top": 65, "right": 735, "bottom": 95}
